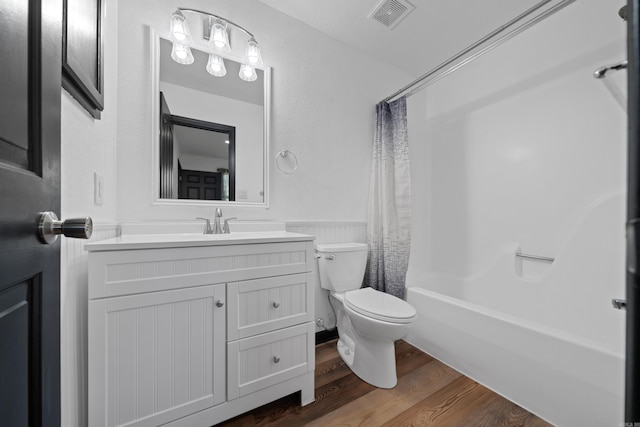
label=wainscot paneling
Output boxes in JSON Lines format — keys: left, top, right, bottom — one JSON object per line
{"left": 61, "top": 221, "right": 120, "bottom": 427}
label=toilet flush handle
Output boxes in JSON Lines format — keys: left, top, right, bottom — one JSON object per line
{"left": 314, "top": 253, "right": 336, "bottom": 260}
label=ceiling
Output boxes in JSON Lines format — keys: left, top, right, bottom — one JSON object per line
{"left": 258, "top": 0, "right": 552, "bottom": 78}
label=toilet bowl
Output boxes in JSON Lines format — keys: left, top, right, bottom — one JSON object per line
{"left": 316, "top": 242, "right": 416, "bottom": 388}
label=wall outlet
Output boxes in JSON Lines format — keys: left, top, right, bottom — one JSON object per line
{"left": 94, "top": 172, "right": 104, "bottom": 206}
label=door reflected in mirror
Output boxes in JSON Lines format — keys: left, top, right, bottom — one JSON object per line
{"left": 155, "top": 35, "right": 268, "bottom": 205}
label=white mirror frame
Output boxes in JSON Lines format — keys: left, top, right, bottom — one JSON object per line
{"left": 149, "top": 27, "right": 271, "bottom": 208}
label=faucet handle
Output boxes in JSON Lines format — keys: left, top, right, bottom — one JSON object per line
{"left": 196, "top": 217, "right": 213, "bottom": 234}
{"left": 223, "top": 217, "right": 237, "bottom": 234}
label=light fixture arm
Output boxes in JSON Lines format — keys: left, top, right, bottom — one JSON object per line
{"left": 176, "top": 7, "right": 256, "bottom": 40}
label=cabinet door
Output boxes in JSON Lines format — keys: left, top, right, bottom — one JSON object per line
{"left": 88, "top": 285, "right": 225, "bottom": 427}
{"left": 228, "top": 273, "right": 314, "bottom": 340}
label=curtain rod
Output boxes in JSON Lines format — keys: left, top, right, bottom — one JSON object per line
{"left": 383, "top": 0, "right": 576, "bottom": 103}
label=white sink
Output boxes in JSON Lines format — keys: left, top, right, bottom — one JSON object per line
{"left": 120, "top": 220, "right": 286, "bottom": 235}
{"left": 85, "top": 231, "right": 314, "bottom": 252}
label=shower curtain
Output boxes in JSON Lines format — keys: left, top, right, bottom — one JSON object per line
{"left": 366, "top": 96, "right": 412, "bottom": 299}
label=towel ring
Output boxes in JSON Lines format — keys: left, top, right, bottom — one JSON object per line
{"left": 276, "top": 149, "right": 298, "bottom": 174}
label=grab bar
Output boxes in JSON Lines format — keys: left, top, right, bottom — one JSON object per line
{"left": 516, "top": 251, "right": 555, "bottom": 263}
{"left": 593, "top": 60, "right": 628, "bottom": 79}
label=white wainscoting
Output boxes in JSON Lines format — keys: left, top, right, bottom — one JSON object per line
{"left": 286, "top": 221, "right": 367, "bottom": 331}
{"left": 61, "top": 221, "right": 120, "bottom": 427}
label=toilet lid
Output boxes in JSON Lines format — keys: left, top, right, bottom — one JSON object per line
{"left": 344, "top": 287, "right": 416, "bottom": 324}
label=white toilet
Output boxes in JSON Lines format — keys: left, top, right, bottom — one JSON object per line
{"left": 316, "top": 242, "right": 416, "bottom": 388}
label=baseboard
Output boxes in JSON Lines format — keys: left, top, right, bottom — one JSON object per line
{"left": 315, "top": 329, "right": 338, "bottom": 345}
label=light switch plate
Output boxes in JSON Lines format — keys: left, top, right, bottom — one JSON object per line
{"left": 94, "top": 172, "right": 104, "bottom": 206}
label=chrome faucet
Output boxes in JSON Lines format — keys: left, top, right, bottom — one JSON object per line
{"left": 196, "top": 217, "right": 213, "bottom": 234}
{"left": 197, "top": 209, "right": 229, "bottom": 234}
{"left": 212, "top": 208, "right": 223, "bottom": 234}
{"left": 223, "top": 217, "right": 237, "bottom": 234}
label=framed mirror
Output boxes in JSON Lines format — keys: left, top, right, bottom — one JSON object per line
{"left": 150, "top": 28, "right": 270, "bottom": 207}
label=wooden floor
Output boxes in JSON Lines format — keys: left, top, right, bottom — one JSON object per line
{"left": 216, "top": 339, "right": 554, "bottom": 427}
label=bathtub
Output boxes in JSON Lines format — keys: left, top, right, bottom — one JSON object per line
{"left": 404, "top": 194, "right": 626, "bottom": 427}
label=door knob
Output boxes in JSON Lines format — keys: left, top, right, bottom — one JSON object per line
{"left": 38, "top": 211, "right": 93, "bottom": 244}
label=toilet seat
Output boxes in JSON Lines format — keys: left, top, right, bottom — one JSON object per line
{"left": 344, "top": 287, "right": 416, "bottom": 324}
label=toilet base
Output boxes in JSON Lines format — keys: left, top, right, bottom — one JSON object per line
{"left": 336, "top": 333, "right": 398, "bottom": 389}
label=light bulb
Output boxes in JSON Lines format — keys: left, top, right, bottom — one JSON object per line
{"left": 206, "top": 54, "right": 226, "bottom": 77}
{"left": 244, "top": 38, "right": 263, "bottom": 66}
{"left": 239, "top": 64, "right": 257, "bottom": 82}
{"left": 170, "top": 43, "right": 194, "bottom": 65}
{"left": 211, "top": 20, "right": 229, "bottom": 50}
{"left": 170, "top": 11, "right": 191, "bottom": 44}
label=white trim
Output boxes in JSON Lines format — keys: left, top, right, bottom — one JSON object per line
{"left": 148, "top": 26, "right": 271, "bottom": 209}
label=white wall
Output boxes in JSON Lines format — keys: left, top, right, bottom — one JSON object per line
{"left": 60, "top": 0, "right": 120, "bottom": 425}
{"left": 406, "top": 1, "right": 626, "bottom": 288}
{"left": 115, "top": 0, "right": 411, "bottom": 221}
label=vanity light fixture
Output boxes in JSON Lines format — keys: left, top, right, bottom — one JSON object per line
{"left": 169, "top": 8, "right": 264, "bottom": 82}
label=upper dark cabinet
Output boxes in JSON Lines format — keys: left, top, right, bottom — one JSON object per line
{"left": 62, "top": 0, "right": 104, "bottom": 119}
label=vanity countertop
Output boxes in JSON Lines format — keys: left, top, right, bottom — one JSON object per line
{"left": 85, "top": 231, "right": 315, "bottom": 252}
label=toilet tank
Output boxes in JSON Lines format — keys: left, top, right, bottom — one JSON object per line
{"left": 316, "top": 243, "right": 368, "bottom": 292}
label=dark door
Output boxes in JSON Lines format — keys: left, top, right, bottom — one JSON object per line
{"left": 179, "top": 169, "right": 222, "bottom": 200}
{"left": 0, "top": 0, "right": 63, "bottom": 425}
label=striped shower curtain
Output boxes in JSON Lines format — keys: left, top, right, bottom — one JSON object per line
{"left": 365, "top": 96, "right": 412, "bottom": 299}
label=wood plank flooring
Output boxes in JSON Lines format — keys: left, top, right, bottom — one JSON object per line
{"left": 216, "top": 339, "right": 554, "bottom": 427}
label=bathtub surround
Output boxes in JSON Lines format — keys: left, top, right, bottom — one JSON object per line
{"left": 404, "top": 0, "right": 626, "bottom": 425}
{"left": 366, "top": 97, "right": 412, "bottom": 299}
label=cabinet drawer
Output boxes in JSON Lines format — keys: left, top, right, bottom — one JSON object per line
{"left": 227, "top": 273, "right": 313, "bottom": 340}
{"left": 227, "top": 322, "right": 315, "bottom": 400}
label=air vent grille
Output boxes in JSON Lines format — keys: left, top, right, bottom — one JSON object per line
{"left": 369, "top": 0, "right": 416, "bottom": 30}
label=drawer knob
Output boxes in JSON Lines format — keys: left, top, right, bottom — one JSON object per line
{"left": 216, "top": 300, "right": 224, "bottom": 308}
{"left": 272, "top": 301, "right": 280, "bottom": 308}
{"left": 273, "top": 356, "right": 280, "bottom": 363}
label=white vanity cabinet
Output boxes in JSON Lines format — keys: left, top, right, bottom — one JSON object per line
{"left": 86, "top": 233, "right": 316, "bottom": 427}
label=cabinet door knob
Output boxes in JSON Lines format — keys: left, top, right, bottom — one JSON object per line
{"left": 216, "top": 300, "right": 224, "bottom": 307}
{"left": 273, "top": 356, "right": 280, "bottom": 363}
{"left": 272, "top": 301, "right": 280, "bottom": 308}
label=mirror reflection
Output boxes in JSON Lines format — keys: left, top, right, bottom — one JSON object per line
{"left": 158, "top": 37, "right": 266, "bottom": 203}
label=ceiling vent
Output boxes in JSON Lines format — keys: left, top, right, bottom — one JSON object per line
{"left": 368, "top": 0, "right": 416, "bottom": 30}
